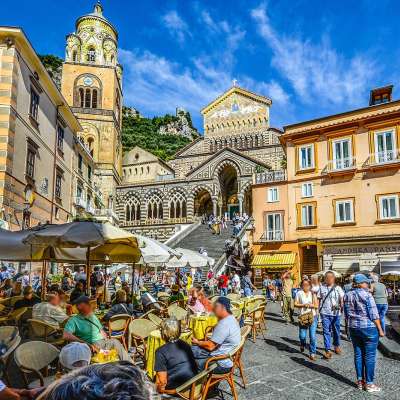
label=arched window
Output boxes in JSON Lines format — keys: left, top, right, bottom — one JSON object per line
{"left": 92, "top": 89, "right": 98, "bottom": 108}
{"left": 79, "top": 88, "right": 84, "bottom": 107}
{"left": 87, "top": 47, "right": 96, "bottom": 63}
{"left": 147, "top": 193, "right": 163, "bottom": 220}
{"left": 72, "top": 50, "right": 78, "bottom": 62}
{"left": 169, "top": 191, "right": 187, "bottom": 220}
{"left": 85, "top": 89, "right": 91, "bottom": 108}
{"left": 125, "top": 197, "right": 141, "bottom": 224}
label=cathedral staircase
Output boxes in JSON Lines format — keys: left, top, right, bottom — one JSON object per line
{"left": 172, "top": 223, "right": 234, "bottom": 281}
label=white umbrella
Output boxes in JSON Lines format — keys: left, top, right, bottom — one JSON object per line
{"left": 165, "top": 248, "right": 215, "bottom": 269}
{"left": 135, "top": 234, "right": 182, "bottom": 266}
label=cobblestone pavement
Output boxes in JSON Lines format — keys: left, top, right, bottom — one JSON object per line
{"left": 223, "top": 302, "right": 400, "bottom": 400}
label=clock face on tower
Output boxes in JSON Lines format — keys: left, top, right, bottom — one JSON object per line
{"left": 83, "top": 76, "right": 93, "bottom": 86}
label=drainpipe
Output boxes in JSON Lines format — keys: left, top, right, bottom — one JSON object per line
{"left": 50, "top": 104, "right": 62, "bottom": 224}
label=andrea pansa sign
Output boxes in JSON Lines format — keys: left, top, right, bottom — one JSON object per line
{"left": 324, "top": 244, "right": 400, "bottom": 255}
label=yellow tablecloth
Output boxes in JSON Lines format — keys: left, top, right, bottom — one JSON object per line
{"left": 189, "top": 314, "right": 218, "bottom": 340}
{"left": 91, "top": 348, "right": 119, "bottom": 364}
{"left": 146, "top": 329, "right": 192, "bottom": 379}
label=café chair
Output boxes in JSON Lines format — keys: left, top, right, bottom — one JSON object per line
{"left": 244, "top": 305, "right": 266, "bottom": 341}
{"left": 0, "top": 307, "right": 28, "bottom": 327}
{"left": 27, "top": 319, "right": 64, "bottom": 346}
{"left": 0, "top": 326, "right": 21, "bottom": 384}
{"left": 107, "top": 313, "right": 132, "bottom": 350}
{"left": 167, "top": 305, "right": 188, "bottom": 321}
{"left": 237, "top": 326, "right": 251, "bottom": 388}
{"left": 14, "top": 341, "right": 60, "bottom": 389}
{"left": 128, "top": 318, "right": 157, "bottom": 365}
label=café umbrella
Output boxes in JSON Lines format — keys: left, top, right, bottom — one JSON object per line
{"left": 23, "top": 221, "right": 141, "bottom": 293}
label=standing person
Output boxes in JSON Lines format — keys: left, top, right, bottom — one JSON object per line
{"left": 281, "top": 271, "right": 294, "bottom": 324}
{"left": 294, "top": 279, "right": 319, "bottom": 361}
{"left": 318, "top": 271, "right": 344, "bottom": 359}
{"left": 310, "top": 274, "right": 320, "bottom": 295}
{"left": 371, "top": 275, "right": 388, "bottom": 334}
{"left": 231, "top": 271, "right": 241, "bottom": 294}
{"left": 92, "top": 267, "right": 105, "bottom": 305}
{"left": 114, "top": 272, "right": 122, "bottom": 292}
{"left": 242, "top": 270, "right": 256, "bottom": 297}
{"left": 217, "top": 273, "right": 229, "bottom": 296}
{"left": 21, "top": 270, "right": 30, "bottom": 288}
{"left": 344, "top": 274, "right": 384, "bottom": 393}
{"left": 263, "top": 274, "right": 273, "bottom": 300}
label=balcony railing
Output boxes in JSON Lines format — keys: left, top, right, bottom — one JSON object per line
{"left": 365, "top": 150, "right": 400, "bottom": 167}
{"left": 259, "top": 230, "right": 284, "bottom": 242}
{"left": 322, "top": 157, "right": 356, "bottom": 175}
{"left": 167, "top": 217, "right": 188, "bottom": 224}
{"left": 253, "top": 170, "right": 287, "bottom": 184}
{"left": 93, "top": 208, "right": 119, "bottom": 221}
{"left": 86, "top": 204, "right": 95, "bottom": 215}
{"left": 74, "top": 197, "right": 86, "bottom": 209}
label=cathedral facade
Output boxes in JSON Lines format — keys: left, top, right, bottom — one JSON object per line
{"left": 117, "top": 86, "right": 285, "bottom": 241}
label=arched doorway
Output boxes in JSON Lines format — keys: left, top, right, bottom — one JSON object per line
{"left": 193, "top": 189, "right": 212, "bottom": 218}
{"left": 218, "top": 164, "right": 238, "bottom": 219}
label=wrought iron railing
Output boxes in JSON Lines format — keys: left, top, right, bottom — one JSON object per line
{"left": 253, "top": 170, "right": 286, "bottom": 184}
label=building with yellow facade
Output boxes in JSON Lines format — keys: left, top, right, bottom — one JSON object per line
{"left": 251, "top": 86, "right": 400, "bottom": 283}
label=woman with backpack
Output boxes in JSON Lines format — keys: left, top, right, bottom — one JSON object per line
{"left": 294, "top": 279, "right": 319, "bottom": 361}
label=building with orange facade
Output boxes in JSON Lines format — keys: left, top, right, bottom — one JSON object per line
{"left": 251, "top": 86, "right": 400, "bottom": 284}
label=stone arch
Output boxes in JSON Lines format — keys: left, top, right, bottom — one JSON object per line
{"left": 168, "top": 189, "right": 187, "bottom": 220}
{"left": 191, "top": 185, "right": 213, "bottom": 218}
{"left": 144, "top": 190, "right": 164, "bottom": 221}
{"left": 79, "top": 122, "right": 100, "bottom": 160}
{"left": 73, "top": 73, "right": 103, "bottom": 109}
{"left": 212, "top": 159, "right": 241, "bottom": 179}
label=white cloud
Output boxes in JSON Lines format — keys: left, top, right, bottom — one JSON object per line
{"left": 162, "top": 10, "right": 190, "bottom": 43}
{"left": 251, "top": 3, "right": 376, "bottom": 107}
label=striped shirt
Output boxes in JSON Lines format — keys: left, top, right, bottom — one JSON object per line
{"left": 344, "top": 288, "right": 379, "bottom": 329}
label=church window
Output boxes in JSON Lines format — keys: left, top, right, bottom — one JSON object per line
{"left": 141, "top": 167, "right": 144, "bottom": 174}
{"left": 111, "top": 55, "right": 115, "bottom": 65}
{"left": 126, "top": 197, "right": 141, "bottom": 223}
{"left": 146, "top": 193, "right": 163, "bottom": 220}
{"left": 85, "top": 89, "right": 91, "bottom": 108}
{"left": 169, "top": 191, "right": 187, "bottom": 220}
{"left": 87, "top": 47, "right": 96, "bottom": 63}
{"left": 147, "top": 166, "right": 150, "bottom": 173}
{"left": 92, "top": 89, "right": 98, "bottom": 108}
{"left": 79, "top": 88, "right": 84, "bottom": 107}
{"left": 72, "top": 50, "right": 78, "bottom": 62}
{"left": 135, "top": 168, "right": 137, "bottom": 175}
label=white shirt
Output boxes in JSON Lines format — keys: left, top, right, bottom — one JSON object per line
{"left": 295, "top": 290, "right": 317, "bottom": 316}
{"left": 232, "top": 274, "right": 241, "bottom": 289}
{"left": 318, "top": 285, "right": 344, "bottom": 316}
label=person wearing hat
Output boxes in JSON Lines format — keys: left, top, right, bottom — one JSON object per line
{"left": 63, "top": 295, "right": 132, "bottom": 363}
{"left": 191, "top": 296, "right": 240, "bottom": 374}
{"left": 344, "top": 274, "right": 385, "bottom": 393}
{"left": 168, "top": 284, "right": 184, "bottom": 305}
{"left": 59, "top": 342, "right": 92, "bottom": 372}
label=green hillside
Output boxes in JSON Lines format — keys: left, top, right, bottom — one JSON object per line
{"left": 121, "top": 107, "right": 196, "bottom": 160}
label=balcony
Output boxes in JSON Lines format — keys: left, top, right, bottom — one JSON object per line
{"left": 74, "top": 197, "right": 86, "bottom": 209}
{"left": 364, "top": 150, "right": 400, "bottom": 170}
{"left": 93, "top": 208, "right": 119, "bottom": 224}
{"left": 259, "top": 230, "right": 284, "bottom": 242}
{"left": 322, "top": 157, "right": 356, "bottom": 176}
{"left": 253, "top": 170, "right": 287, "bottom": 185}
{"left": 86, "top": 203, "right": 95, "bottom": 215}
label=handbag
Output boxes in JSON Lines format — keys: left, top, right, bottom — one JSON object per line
{"left": 298, "top": 311, "right": 314, "bottom": 327}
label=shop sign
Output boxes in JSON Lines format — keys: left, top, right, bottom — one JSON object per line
{"left": 324, "top": 244, "right": 400, "bottom": 255}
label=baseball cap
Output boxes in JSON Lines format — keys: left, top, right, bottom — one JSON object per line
{"left": 215, "top": 296, "right": 232, "bottom": 313}
{"left": 353, "top": 274, "right": 371, "bottom": 284}
{"left": 72, "top": 295, "right": 90, "bottom": 305}
{"left": 59, "top": 342, "right": 91, "bottom": 370}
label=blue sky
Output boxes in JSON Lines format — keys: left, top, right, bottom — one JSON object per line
{"left": 3, "top": 0, "right": 400, "bottom": 131}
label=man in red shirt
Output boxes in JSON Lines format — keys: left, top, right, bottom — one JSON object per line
{"left": 218, "top": 273, "right": 229, "bottom": 296}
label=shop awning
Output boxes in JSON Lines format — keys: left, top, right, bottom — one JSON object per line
{"left": 251, "top": 252, "right": 296, "bottom": 270}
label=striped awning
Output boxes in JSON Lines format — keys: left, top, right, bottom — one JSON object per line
{"left": 251, "top": 252, "right": 296, "bottom": 269}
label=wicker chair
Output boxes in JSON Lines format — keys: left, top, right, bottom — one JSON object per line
{"left": 128, "top": 318, "right": 157, "bottom": 365}
{"left": 227, "top": 293, "right": 241, "bottom": 301}
{"left": 107, "top": 314, "right": 132, "bottom": 350}
{"left": 147, "top": 312, "right": 163, "bottom": 327}
{"left": 244, "top": 305, "right": 266, "bottom": 341}
{"left": 27, "top": 319, "right": 64, "bottom": 346}
{"left": 236, "top": 325, "right": 251, "bottom": 388}
{"left": 9, "top": 296, "right": 23, "bottom": 308}
{"left": 203, "top": 338, "right": 246, "bottom": 400}
{"left": 167, "top": 305, "right": 188, "bottom": 321}
{"left": 169, "top": 364, "right": 217, "bottom": 400}
{"left": 232, "top": 308, "right": 242, "bottom": 322}
{"left": 14, "top": 341, "right": 60, "bottom": 389}
{"left": 0, "top": 307, "right": 28, "bottom": 326}
{"left": 0, "top": 326, "right": 20, "bottom": 384}
{"left": 209, "top": 295, "right": 220, "bottom": 303}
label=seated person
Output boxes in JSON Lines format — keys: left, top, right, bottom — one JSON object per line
{"left": 63, "top": 295, "right": 132, "bottom": 363}
{"left": 187, "top": 288, "right": 205, "bottom": 313}
{"left": 191, "top": 297, "right": 240, "bottom": 374}
{"left": 14, "top": 285, "right": 40, "bottom": 309}
{"left": 0, "top": 379, "right": 42, "bottom": 400}
{"left": 32, "top": 292, "right": 68, "bottom": 328}
{"left": 69, "top": 282, "right": 84, "bottom": 303}
{"left": 8, "top": 281, "right": 22, "bottom": 298}
{"left": 36, "top": 362, "right": 152, "bottom": 400}
{"left": 59, "top": 342, "right": 92, "bottom": 373}
{"left": 198, "top": 287, "right": 213, "bottom": 313}
{"left": 168, "top": 284, "right": 184, "bottom": 304}
{"left": 103, "top": 290, "right": 136, "bottom": 321}
{"left": 155, "top": 318, "right": 198, "bottom": 393}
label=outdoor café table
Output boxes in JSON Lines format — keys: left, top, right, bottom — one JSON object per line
{"left": 189, "top": 313, "right": 218, "bottom": 340}
{"left": 146, "top": 329, "right": 192, "bottom": 379}
{"left": 91, "top": 348, "right": 119, "bottom": 364}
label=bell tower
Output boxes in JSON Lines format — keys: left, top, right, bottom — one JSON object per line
{"left": 61, "top": 1, "right": 123, "bottom": 212}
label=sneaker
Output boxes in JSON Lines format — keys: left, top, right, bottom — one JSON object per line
{"left": 323, "top": 351, "right": 332, "bottom": 359}
{"left": 365, "top": 384, "right": 381, "bottom": 393}
{"left": 356, "top": 380, "right": 364, "bottom": 390}
{"left": 334, "top": 347, "right": 342, "bottom": 355}
{"left": 300, "top": 346, "right": 305, "bottom": 353}
{"left": 309, "top": 354, "right": 316, "bottom": 361}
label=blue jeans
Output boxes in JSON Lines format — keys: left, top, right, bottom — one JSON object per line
{"left": 349, "top": 327, "right": 379, "bottom": 384}
{"left": 219, "top": 287, "right": 228, "bottom": 296}
{"left": 376, "top": 303, "right": 388, "bottom": 334}
{"left": 299, "top": 315, "right": 318, "bottom": 355}
{"left": 244, "top": 287, "right": 252, "bottom": 297}
{"left": 321, "top": 314, "right": 341, "bottom": 351}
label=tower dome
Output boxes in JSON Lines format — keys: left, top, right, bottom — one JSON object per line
{"left": 65, "top": 1, "right": 118, "bottom": 67}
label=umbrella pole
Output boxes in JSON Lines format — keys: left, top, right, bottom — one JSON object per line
{"left": 86, "top": 247, "right": 91, "bottom": 296}
{"left": 131, "top": 263, "right": 135, "bottom": 298}
{"left": 41, "top": 260, "right": 47, "bottom": 301}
